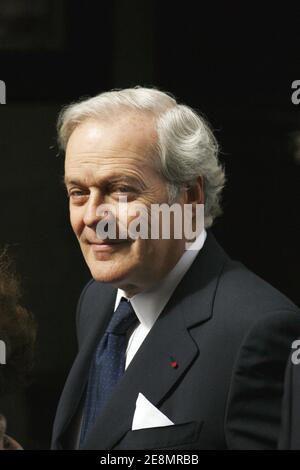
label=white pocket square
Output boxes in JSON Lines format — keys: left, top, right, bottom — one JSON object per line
{"left": 132, "top": 393, "right": 174, "bottom": 431}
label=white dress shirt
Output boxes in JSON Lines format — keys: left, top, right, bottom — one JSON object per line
{"left": 114, "top": 229, "right": 207, "bottom": 370}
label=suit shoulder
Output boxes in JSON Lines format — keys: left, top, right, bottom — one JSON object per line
{"left": 215, "top": 258, "right": 300, "bottom": 330}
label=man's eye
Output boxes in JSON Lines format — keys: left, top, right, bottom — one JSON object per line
{"left": 115, "top": 186, "right": 134, "bottom": 192}
{"left": 69, "top": 190, "right": 87, "bottom": 198}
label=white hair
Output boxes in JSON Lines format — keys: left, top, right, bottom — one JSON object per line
{"left": 58, "top": 86, "right": 226, "bottom": 228}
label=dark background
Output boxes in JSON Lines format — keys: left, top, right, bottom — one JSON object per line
{"left": 0, "top": 0, "right": 299, "bottom": 449}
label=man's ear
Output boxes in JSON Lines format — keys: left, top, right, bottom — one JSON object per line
{"left": 185, "top": 176, "right": 205, "bottom": 205}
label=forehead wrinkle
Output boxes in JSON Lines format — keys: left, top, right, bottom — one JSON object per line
{"left": 65, "top": 165, "right": 149, "bottom": 189}
{"left": 66, "top": 144, "right": 158, "bottom": 166}
{"left": 65, "top": 143, "right": 157, "bottom": 170}
{"left": 65, "top": 153, "right": 158, "bottom": 183}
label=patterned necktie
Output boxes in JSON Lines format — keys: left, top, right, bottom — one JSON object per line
{"left": 79, "top": 297, "right": 138, "bottom": 447}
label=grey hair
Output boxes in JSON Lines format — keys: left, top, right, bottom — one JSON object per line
{"left": 57, "top": 86, "right": 226, "bottom": 228}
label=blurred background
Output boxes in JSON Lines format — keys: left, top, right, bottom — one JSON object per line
{"left": 0, "top": 0, "right": 299, "bottom": 449}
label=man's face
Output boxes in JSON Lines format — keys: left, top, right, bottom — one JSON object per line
{"left": 64, "top": 114, "right": 187, "bottom": 296}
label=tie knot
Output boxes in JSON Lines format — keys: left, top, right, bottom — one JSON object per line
{"left": 106, "top": 297, "right": 138, "bottom": 335}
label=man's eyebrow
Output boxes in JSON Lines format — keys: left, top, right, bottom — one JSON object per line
{"left": 63, "top": 176, "right": 82, "bottom": 187}
{"left": 62, "top": 176, "right": 83, "bottom": 188}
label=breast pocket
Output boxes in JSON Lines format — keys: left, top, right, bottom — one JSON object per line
{"left": 113, "top": 421, "right": 203, "bottom": 450}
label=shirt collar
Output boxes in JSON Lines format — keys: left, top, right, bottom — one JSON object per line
{"left": 114, "top": 229, "right": 207, "bottom": 329}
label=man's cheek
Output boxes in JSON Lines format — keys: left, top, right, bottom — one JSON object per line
{"left": 70, "top": 214, "right": 82, "bottom": 237}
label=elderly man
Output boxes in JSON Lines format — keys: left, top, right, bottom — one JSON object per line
{"left": 51, "top": 87, "right": 300, "bottom": 450}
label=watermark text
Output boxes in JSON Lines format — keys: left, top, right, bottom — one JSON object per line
{"left": 0, "top": 340, "right": 6, "bottom": 365}
{"left": 0, "top": 80, "right": 6, "bottom": 104}
{"left": 291, "top": 80, "right": 300, "bottom": 105}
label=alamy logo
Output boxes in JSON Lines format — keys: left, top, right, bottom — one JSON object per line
{"left": 0, "top": 80, "right": 6, "bottom": 104}
{"left": 0, "top": 340, "right": 6, "bottom": 365}
{"left": 95, "top": 198, "right": 205, "bottom": 250}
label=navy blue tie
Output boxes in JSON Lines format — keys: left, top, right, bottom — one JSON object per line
{"left": 79, "top": 297, "right": 138, "bottom": 447}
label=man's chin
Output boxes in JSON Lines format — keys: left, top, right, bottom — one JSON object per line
{"left": 88, "top": 266, "right": 133, "bottom": 285}
{"left": 85, "top": 244, "right": 137, "bottom": 286}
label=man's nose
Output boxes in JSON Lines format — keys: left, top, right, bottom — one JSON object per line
{"left": 83, "top": 191, "right": 105, "bottom": 227}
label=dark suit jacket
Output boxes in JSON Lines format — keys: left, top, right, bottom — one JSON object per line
{"left": 51, "top": 230, "right": 300, "bottom": 450}
{"left": 278, "top": 348, "right": 300, "bottom": 449}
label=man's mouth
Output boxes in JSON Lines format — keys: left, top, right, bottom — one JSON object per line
{"left": 88, "top": 238, "right": 130, "bottom": 245}
{"left": 87, "top": 239, "right": 131, "bottom": 252}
